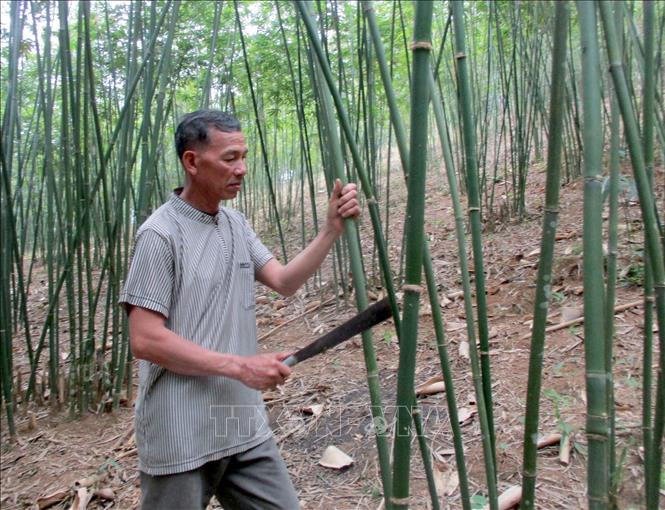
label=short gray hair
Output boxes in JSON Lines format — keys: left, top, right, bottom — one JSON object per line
{"left": 175, "top": 110, "right": 241, "bottom": 160}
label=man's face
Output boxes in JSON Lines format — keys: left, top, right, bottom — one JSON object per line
{"left": 188, "top": 128, "right": 248, "bottom": 201}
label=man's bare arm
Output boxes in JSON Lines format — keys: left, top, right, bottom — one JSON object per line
{"left": 257, "top": 179, "right": 360, "bottom": 296}
{"left": 128, "top": 306, "right": 291, "bottom": 390}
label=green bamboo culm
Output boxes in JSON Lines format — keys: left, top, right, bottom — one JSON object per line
{"left": 301, "top": 3, "right": 440, "bottom": 505}
{"left": 604, "top": 2, "right": 623, "bottom": 502}
{"left": 598, "top": 3, "right": 665, "bottom": 509}
{"left": 24, "top": 0, "right": 173, "bottom": 404}
{"left": 0, "top": 136, "right": 18, "bottom": 437}
{"left": 0, "top": 0, "right": 26, "bottom": 436}
{"left": 295, "top": 0, "right": 401, "bottom": 334}
{"left": 234, "top": 0, "right": 288, "bottom": 264}
{"left": 363, "top": 3, "right": 471, "bottom": 507}
{"left": 294, "top": 3, "right": 394, "bottom": 506}
{"left": 429, "top": 72, "right": 479, "bottom": 510}
{"left": 520, "top": 3, "right": 569, "bottom": 508}
{"left": 639, "top": 1, "right": 656, "bottom": 505}
{"left": 312, "top": 59, "right": 395, "bottom": 510}
{"left": 577, "top": 2, "right": 609, "bottom": 508}
{"left": 391, "top": 3, "right": 433, "bottom": 508}
{"left": 451, "top": 1, "right": 497, "bottom": 469}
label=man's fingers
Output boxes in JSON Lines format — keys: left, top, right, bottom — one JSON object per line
{"left": 277, "top": 361, "right": 292, "bottom": 378}
{"left": 340, "top": 205, "right": 361, "bottom": 218}
{"left": 337, "top": 195, "right": 360, "bottom": 216}
{"left": 276, "top": 351, "right": 295, "bottom": 361}
{"left": 338, "top": 187, "right": 357, "bottom": 202}
{"left": 341, "top": 182, "right": 357, "bottom": 194}
{"left": 337, "top": 189, "right": 358, "bottom": 210}
{"left": 331, "top": 178, "right": 343, "bottom": 198}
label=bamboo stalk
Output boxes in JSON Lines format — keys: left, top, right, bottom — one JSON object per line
{"left": 363, "top": 2, "right": 471, "bottom": 508}
{"left": 391, "top": 4, "right": 433, "bottom": 508}
{"left": 577, "top": 3, "right": 610, "bottom": 507}
{"left": 451, "top": 2, "right": 497, "bottom": 471}
{"left": 25, "top": 0, "right": 173, "bottom": 403}
{"left": 520, "top": 4, "right": 569, "bottom": 508}
{"left": 640, "top": 2, "right": 656, "bottom": 506}
{"left": 451, "top": 5, "right": 499, "bottom": 500}
{"left": 604, "top": 3, "right": 623, "bottom": 504}
{"left": 297, "top": 4, "right": 394, "bottom": 505}
{"left": 598, "top": 4, "right": 665, "bottom": 509}
{"left": 234, "top": 0, "right": 289, "bottom": 264}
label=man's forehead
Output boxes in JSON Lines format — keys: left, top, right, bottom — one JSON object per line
{"left": 208, "top": 129, "right": 247, "bottom": 150}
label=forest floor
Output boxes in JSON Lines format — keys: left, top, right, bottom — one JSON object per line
{"left": 1, "top": 154, "right": 663, "bottom": 510}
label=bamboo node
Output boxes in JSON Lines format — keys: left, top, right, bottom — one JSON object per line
{"left": 584, "top": 174, "right": 603, "bottom": 183}
{"left": 367, "top": 197, "right": 378, "bottom": 205}
{"left": 391, "top": 497, "right": 411, "bottom": 505}
{"left": 455, "top": 51, "right": 467, "bottom": 60}
{"left": 468, "top": 207, "right": 480, "bottom": 212}
{"left": 411, "top": 407, "right": 421, "bottom": 416}
{"left": 410, "top": 41, "right": 433, "bottom": 51}
{"left": 543, "top": 207, "right": 559, "bottom": 214}
{"left": 402, "top": 284, "right": 423, "bottom": 294}
{"left": 367, "top": 370, "right": 379, "bottom": 380}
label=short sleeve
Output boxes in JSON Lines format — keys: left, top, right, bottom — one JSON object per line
{"left": 241, "top": 215, "right": 274, "bottom": 272}
{"left": 119, "top": 229, "right": 174, "bottom": 318}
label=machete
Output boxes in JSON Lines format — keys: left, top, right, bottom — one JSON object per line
{"left": 282, "top": 297, "right": 393, "bottom": 367}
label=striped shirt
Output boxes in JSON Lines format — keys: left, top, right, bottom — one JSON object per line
{"left": 119, "top": 191, "right": 274, "bottom": 475}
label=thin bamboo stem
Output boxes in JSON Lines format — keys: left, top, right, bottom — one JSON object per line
{"left": 451, "top": 4, "right": 498, "bottom": 497}
{"left": 578, "top": 3, "right": 610, "bottom": 507}
{"left": 598, "top": 4, "right": 665, "bottom": 509}
{"left": 363, "top": 2, "right": 471, "bottom": 508}
{"left": 451, "top": 3, "right": 497, "bottom": 471}
{"left": 520, "top": 4, "right": 569, "bottom": 508}
{"left": 391, "top": 4, "right": 433, "bottom": 508}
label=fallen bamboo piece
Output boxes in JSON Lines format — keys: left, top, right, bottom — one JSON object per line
{"left": 483, "top": 485, "right": 522, "bottom": 510}
{"left": 37, "top": 490, "right": 70, "bottom": 510}
{"left": 521, "top": 300, "right": 642, "bottom": 339}
{"left": 559, "top": 434, "right": 572, "bottom": 465}
{"left": 116, "top": 447, "right": 137, "bottom": 460}
{"left": 112, "top": 426, "right": 134, "bottom": 451}
{"left": 537, "top": 432, "right": 562, "bottom": 449}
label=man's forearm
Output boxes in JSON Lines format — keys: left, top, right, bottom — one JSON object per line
{"left": 259, "top": 225, "right": 341, "bottom": 296}
{"left": 128, "top": 307, "right": 291, "bottom": 390}
{"left": 131, "top": 320, "right": 242, "bottom": 378}
{"left": 258, "top": 179, "right": 359, "bottom": 296}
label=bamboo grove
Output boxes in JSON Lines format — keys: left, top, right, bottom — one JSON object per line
{"left": 1, "top": 1, "right": 663, "bottom": 508}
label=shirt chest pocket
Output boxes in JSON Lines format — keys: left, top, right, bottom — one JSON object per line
{"left": 238, "top": 262, "right": 255, "bottom": 310}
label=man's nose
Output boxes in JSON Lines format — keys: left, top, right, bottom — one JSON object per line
{"left": 234, "top": 160, "right": 247, "bottom": 176}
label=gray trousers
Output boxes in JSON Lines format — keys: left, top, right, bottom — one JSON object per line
{"left": 139, "top": 438, "right": 299, "bottom": 509}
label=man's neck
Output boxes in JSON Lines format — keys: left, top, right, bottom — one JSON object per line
{"left": 178, "top": 186, "right": 219, "bottom": 215}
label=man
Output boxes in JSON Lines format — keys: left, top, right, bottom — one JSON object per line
{"left": 120, "top": 110, "right": 360, "bottom": 509}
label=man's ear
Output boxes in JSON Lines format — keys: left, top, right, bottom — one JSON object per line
{"left": 181, "top": 150, "right": 198, "bottom": 177}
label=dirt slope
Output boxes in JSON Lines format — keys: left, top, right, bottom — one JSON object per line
{"left": 1, "top": 157, "right": 663, "bottom": 509}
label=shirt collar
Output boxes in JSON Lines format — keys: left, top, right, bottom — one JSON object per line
{"left": 170, "top": 188, "right": 219, "bottom": 225}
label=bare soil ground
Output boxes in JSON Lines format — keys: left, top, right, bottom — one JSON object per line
{"left": 1, "top": 156, "right": 663, "bottom": 510}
